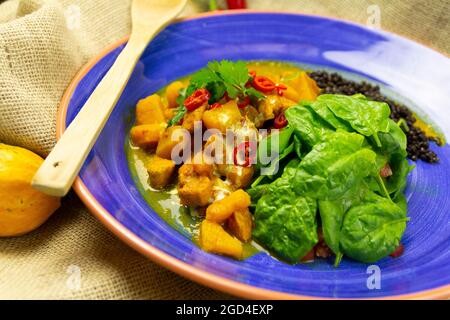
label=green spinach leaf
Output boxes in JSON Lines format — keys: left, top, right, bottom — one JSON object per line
{"left": 340, "top": 192, "right": 408, "bottom": 263}
{"left": 291, "top": 131, "right": 377, "bottom": 200}
{"left": 318, "top": 183, "right": 369, "bottom": 266}
{"left": 256, "top": 126, "right": 294, "bottom": 169}
{"left": 253, "top": 178, "right": 318, "bottom": 263}
{"left": 293, "top": 135, "right": 302, "bottom": 158}
{"left": 317, "top": 94, "right": 391, "bottom": 146}
{"left": 377, "top": 119, "right": 407, "bottom": 155}
{"left": 375, "top": 119, "right": 412, "bottom": 197}
{"left": 285, "top": 104, "right": 334, "bottom": 149}
{"left": 306, "top": 100, "right": 353, "bottom": 131}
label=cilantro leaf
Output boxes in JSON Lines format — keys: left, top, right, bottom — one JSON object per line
{"left": 243, "top": 87, "right": 265, "bottom": 100}
{"left": 168, "top": 105, "right": 187, "bottom": 126}
{"left": 167, "top": 60, "right": 265, "bottom": 126}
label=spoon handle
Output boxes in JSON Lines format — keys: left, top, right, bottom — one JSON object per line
{"left": 32, "top": 35, "right": 148, "bottom": 197}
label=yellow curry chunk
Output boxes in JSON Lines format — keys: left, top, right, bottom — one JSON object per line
{"left": 179, "top": 153, "right": 214, "bottom": 180}
{"left": 178, "top": 175, "right": 213, "bottom": 207}
{"left": 258, "top": 95, "right": 296, "bottom": 121}
{"left": 202, "top": 100, "right": 242, "bottom": 134}
{"left": 241, "top": 106, "right": 265, "bottom": 128}
{"left": 227, "top": 208, "right": 253, "bottom": 242}
{"left": 283, "top": 85, "right": 302, "bottom": 102}
{"left": 165, "top": 81, "right": 185, "bottom": 108}
{"left": 156, "top": 125, "right": 189, "bottom": 160}
{"left": 146, "top": 156, "right": 175, "bottom": 189}
{"left": 206, "top": 189, "right": 251, "bottom": 223}
{"left": 177, "top": 158, "right": 214, "bottom": 207}
{"left": 130, "top": 123, "right": 166, "bottom": 149}
{"left": 199, "top": 220, "right": 243, "bottom": 259}
{"left": 294, "top": 71, "right": 320, "bottom": 102}
{"left": 226, "top": 166, "right": 255, "bottom": 189}
{"left": 182, "top": 105, "right": 206, "bottom": 133}
{"left": 135, "top": 94, "right": 166, "bottom": 125}
{"left": 162, "top": 103, "right": 175, "bottom": 120}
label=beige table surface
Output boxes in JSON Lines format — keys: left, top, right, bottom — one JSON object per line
{"left": 0, "top": 0, "right": 448, "bottom": 299}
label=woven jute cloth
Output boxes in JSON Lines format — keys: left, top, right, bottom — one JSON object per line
{"left": 0, "top": 0, "right": 448, "bottom": 300}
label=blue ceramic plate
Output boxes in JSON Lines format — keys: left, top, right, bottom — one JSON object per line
{"left": 59, "top": 12, "right": 450, "bottom": 299}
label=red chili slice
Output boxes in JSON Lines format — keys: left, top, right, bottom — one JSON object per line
{"left": 184, "top": 88, "right": 211, "bottom": 111}
{"left": 252, "top": 75, "right": 276, "bottom": 93}
{"left": 237, "top": 96, "right": 251, "bottom": 109}
{"left": 275, "top": 83, "right": 288, "bottom": 96}
{"left": 248, "top": 70, "right": 256, "bottom": 78}
{"left": 209, "top": 102, "right": 222, "bottom": 110}
{"left": 227, "top": 0, "right": 247, "bottom": 9}
{"left": 390, "top": 244, "right": 404, "bottom": 258}
{"left": 273, "top": 112, "right": 288, "bottom": 129}
{"left": 233, "top": 141, "right": 256, "bottom": 167}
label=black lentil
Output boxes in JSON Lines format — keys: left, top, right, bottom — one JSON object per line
{"left": 309, "top": 70, "right": 440, "bottom": 163}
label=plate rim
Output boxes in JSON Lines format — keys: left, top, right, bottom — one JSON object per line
{"left": 57, "top": 10, "right": 450, "bottom": 300}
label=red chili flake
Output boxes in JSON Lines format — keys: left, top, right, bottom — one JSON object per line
{"left": 184, "top": 88, "right": 210, "bottom": 111}
{"left": 273, "top": 112, "right": 288, "bottom": 129}
{"left": 233, "top": 141, "right": 256, "bottom": 167}
{"left": 275, "top": 83, "right": 287, "bottom": 96}
{"left": 390, "top": 244, "right": 405, "bottom": 258}
{"left": 209, "top": 102, "right": 222, "bottom": 110}
{"left": 252, "top": 75, "right": 276, "bottom": 93}
{"left": 237, "top": 96, "right": 251, "bottom": 109}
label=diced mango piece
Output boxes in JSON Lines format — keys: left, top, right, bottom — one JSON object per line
{"left": 136, "top": 94, "right": 166, "bottom": 125}
{"left": 182, "top": 105, "right": 206, "bottom": 133}
{"left": 206, "top": 189, "right": 251, "bottom": 223}
{"left": 130, "top": 123, "right": 166, "bottom": 149}
{"left": 283, "top": 85, "right": 302, "bottom": 102}
{"left": 178, "top": 175, "right": 213, "bottom": 207}
{"left": 283, "top": 71, "right": 320, "bottom": 101}
{"left": 202, "top": 100, "right": 242, "bottom": 134}
{"left": 165, "top": 81, "right": 185, "bottom": 108}
{"left": 199, "top": 220, "right": 243, "bottom": 259}
{"left": 226, "top": 165, "right": 254, "bottom": 189}
{"left": 156, "top": 126, "right": 189, "bottom": 160}
{"left": 299, "top": 71, "right": 320, "bottom": 101}
{"left": 145, "top": 156, "right": 175, "bottom": 189}
{"left": 287, "top": 71, "right": 320, "bottom": 102}
{"left": 227, "top": 208, "right": 253, "bottom": 242}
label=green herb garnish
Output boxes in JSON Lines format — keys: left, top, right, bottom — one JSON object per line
{"left": 167, "top": 60, "right": 264, "bottom": 126}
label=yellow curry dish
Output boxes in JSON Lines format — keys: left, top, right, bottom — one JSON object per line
{"left": 126, "top": 60, "right": 430, "bottom": 266}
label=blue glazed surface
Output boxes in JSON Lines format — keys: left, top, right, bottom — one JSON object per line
{"left": 66, "top": 13, "right": 450, "bottom": 298}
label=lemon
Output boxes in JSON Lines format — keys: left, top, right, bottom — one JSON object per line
{"left": 0, "top": 143, "right": 60, "bottom": 237}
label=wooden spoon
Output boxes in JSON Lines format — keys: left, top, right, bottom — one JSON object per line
{"left": 32, "top": 0, "right": 187, "bottom": 197}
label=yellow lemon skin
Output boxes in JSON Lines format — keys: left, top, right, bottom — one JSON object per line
{"left": 0, "top": 143, "right": 60, "bottom": 237}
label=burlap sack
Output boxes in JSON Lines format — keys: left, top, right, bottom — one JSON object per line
{"left": 0, "top": 0, "right": 448, "bottom": 299}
